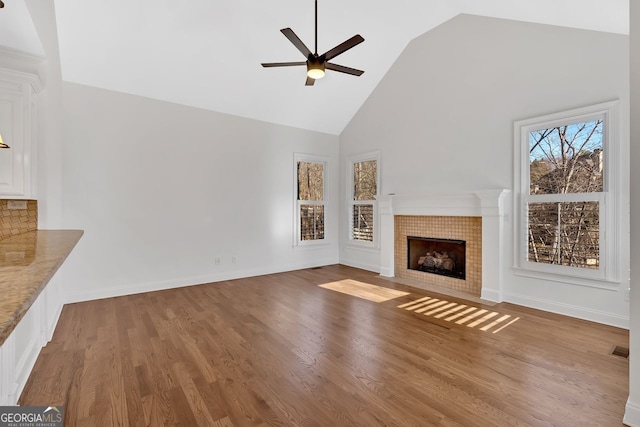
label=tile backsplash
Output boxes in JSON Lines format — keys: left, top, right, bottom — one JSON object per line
{"left": 0, "top": 200, "right": 37, "bottom": 239}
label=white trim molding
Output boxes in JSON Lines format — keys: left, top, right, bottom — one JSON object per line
{"left": 513, "top": 100, "right": 621, "bottom": 288}
{"left": 504, "top": 291, "right": 629, "bottom": 329}
{"left": 0, "top": 47, "right": 44, "bottom": 87}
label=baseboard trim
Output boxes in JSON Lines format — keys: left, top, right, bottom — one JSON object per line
{"left": 624, "top": 398, "right": 640, "bottom": 426}
{"left": 65, "top": 259, "right": 338, "bottom": 304}
{"left": 339, "top": 258, "right": 381, "bottom": 274}
{"left": 504, "top": 292, "right": 629, "bottom": 329}
{"left": 45, "top": 302, "right": 64, "bottom": 342}
{"left": 378, "top": 267, "right": 393, "bottom": 278}
{"left": 481, "top": 288, "right": 502, "bottom": 303}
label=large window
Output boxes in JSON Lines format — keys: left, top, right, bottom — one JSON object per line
{"left": 513, "top": 101, "right": 620, "bottom": 286}
{"left": 348, "top": 152, "right": 380, "bottom": 247}
{"left": 295, "top": 154, "right": 327, "bottom": 244}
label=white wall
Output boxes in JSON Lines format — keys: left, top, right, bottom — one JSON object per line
{"left": 625, "top": 1, "right": 639, "bottom": 425}
{"left": 61, "top": 83, "right": 339, "bottom": 302}
{"left": 25, "top": 0, "right": 63, "bottom": 229}
{"left": 339, "top": 14, "right": 630, "bottom": 327}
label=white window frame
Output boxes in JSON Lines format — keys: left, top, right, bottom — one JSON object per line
{"left": 346, "top": 151, "right": 380, "bottom": 250}
{"left": 513, "top": 100, "right": 620, "bottom": 289}
{"left": 294, "top": 153, "right": 330, "bottom": 247}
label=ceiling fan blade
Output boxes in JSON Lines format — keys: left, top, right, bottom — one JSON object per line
{"left": 326, "top": 63, "right": 364, "bottom": 76}
{"left": 262, "top": 62, "right": 307, "bottom": 68}
{"left": 281, "top": 28, "right": 313, "bottom": 57}
{"left": 305, "top": 76, "right": 316, "bottom": 86}
{"left": 322, "top": 35, "right": 364, "bottom": 61}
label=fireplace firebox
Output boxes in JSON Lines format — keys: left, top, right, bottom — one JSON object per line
{"left": 407, "top": 236, "right": 466, "bottom": 280}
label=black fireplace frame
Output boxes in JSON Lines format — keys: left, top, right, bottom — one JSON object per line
{"left": 407, "top": 236, "right": 466, "bottom": 280}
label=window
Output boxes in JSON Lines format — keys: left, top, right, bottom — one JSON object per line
{"left": 348, "top": 152, "right": 380, "bottom": 247}
{"left": 295, "top": 154, "right": 328, "bottom": 244}
{"left": 513, "top": 101, "right": 620, "bottom": 286}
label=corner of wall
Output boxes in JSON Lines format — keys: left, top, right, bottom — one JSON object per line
{"left": 624, "top": 398, "right": 640, "bottom": 427}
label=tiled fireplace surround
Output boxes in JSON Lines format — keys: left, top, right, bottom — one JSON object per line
{"left": 377, "top": 190, "right": 509, "bottom": 302}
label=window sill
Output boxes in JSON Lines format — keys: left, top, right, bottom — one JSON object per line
{"left": 512, "top": 266, "right": 620, "bottom": 291}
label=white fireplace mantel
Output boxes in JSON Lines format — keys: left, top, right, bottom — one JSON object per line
{"left": 377, "top": 190, "right": 510, "bottom": 302}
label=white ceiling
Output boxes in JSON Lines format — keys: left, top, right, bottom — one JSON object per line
{"left": 0, "top": 0, "right": 44, "bottom": 56}
{"left": 1, "top": 0, "right": 630, "bottom": 135}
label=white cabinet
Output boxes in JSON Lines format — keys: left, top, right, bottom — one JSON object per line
{"left": 0, "top": 274, "right": 63, "bottom": 405}
{"left": 0, "top": 67, "right": 40, "bottom": 198}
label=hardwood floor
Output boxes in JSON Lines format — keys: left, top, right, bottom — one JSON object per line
{"left": 20, "top": 265, "right": 629, "bottom": 426}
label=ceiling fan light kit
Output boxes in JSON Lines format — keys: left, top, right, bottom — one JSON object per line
{"left": 307, "top": 59, "right": 325, "bottom": 79}
{"left": 262, "top": 0, "right": 364, "bottom": 86}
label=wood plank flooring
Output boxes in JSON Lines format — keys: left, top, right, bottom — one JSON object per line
{"left": 20, "top": 265, "right": 629, "bottom": 426}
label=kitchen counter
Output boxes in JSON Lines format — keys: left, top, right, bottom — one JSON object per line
{"left": 0, "top": 230, "right": 83, "bottom": 346}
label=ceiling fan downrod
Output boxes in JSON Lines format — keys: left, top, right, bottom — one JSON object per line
{"left": 314, "top": 0, "right": 318, "bottom": 55}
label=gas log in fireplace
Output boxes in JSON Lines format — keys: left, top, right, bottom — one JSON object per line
{"left": 407, "top": 236, "right": 466, "bottom": 280}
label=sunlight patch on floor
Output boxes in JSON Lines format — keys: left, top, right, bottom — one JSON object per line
{"left": 398, "top": 296, "right": 520, "bottom": 333}
{"left": 319, "top": 279, "right": 410, "bottom": 303}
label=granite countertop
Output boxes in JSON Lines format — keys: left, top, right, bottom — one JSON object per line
{"left": 0, "top": 230, "right": 83, "bottom": 346}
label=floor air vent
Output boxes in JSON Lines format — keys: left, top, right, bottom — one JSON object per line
{"left": 611, "top": 345, "right": 630, "bottom": 358}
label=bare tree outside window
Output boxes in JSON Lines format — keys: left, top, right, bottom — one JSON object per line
{"left": 298, "top": 161, "right": 325, "bottom": 240}
{"left": 353, "top": 160, "right": 377, "bottom": 200}
{"left": 527, "top": 120, "right": 603, "bottom": 269}
{"left": 352, "top": 160, "right": 377, "bottom": 242}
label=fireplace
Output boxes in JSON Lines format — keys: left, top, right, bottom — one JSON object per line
{"left": 377, "top": 190, "right": 509, "bottom": 300}
{"left": 407, "top": 236, "right": 466, "bottom": 280}
{"left": 394, "top": 216, "right": 480, "bottom": 295}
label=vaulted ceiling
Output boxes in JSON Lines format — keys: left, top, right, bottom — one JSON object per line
{"left": 0, "top": 0, "right": 629, "bottom": 134}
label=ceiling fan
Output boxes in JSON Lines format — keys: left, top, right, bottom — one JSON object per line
{"left": 261, "top": 0, "right": 364, "bottom": 86}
